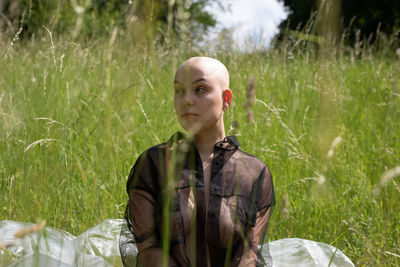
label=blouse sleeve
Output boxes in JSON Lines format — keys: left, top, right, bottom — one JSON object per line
{"left": 238, "top": 166, "right": 275, "bottom": 267}
{"left": 122, "top": 150, "right": 179, "bottom": 267}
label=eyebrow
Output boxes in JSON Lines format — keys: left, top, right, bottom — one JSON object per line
{"left": 174, "top": 78, "right": 208, "bottom": 85}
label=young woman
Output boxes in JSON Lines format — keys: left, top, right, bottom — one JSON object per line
{"left": 120, "top": 57, "right": 275, "bottom": 267}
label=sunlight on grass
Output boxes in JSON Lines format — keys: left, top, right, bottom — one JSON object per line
{"left": 0, "top": 9, "right": 399, "bottom": 266}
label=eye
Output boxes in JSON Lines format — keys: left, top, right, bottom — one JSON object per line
{"left": 195, "top": 86, "right": 206, "bottom": 94}
{"left": 175, "top": 88, "right": 184, "bottom": 95}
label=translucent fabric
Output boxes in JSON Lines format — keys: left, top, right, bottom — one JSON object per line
{"left": 120, "top": 132, "right": 275, "bottom": 266}
{"left": 0, "top": 219, "right": 354, "bottom": 267}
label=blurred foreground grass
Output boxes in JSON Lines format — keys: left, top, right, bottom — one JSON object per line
{"left": 0, "top": 31, "right": 399, "bottom": 266}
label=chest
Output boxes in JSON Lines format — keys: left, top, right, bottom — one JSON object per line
{"left": 165, "top": 158, "right": 260, "bottom": 249}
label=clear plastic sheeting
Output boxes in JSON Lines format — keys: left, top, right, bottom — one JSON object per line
{"left": 0, "top": 219, "right": 354, "bottom": 267}
{"left": 0, "top": 219, "right": 125, "bottom": 267}
{"left": 263, "top": 238, "right": 355, "bottom": 267}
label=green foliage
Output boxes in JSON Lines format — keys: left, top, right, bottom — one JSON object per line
{"left": 0, "top": 0, "right": 219, "bottom": 41}
{"left": 279, "top": 0, "right": 400, "bottom": 46}
{"left": 130, "top": 0, "right": 217, "bottom": 44}
{"left": 19, "top": 0, "right": 75, "bottom": 35}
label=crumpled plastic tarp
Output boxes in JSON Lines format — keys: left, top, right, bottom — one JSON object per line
{"left": 0, "top": 219, "right": 354, "bottom": 267}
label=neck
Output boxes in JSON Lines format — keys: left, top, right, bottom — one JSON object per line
{"left": 193, "top": 125, "right": 225, "bottom": 156}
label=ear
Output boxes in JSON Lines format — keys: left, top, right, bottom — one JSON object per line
{"left": 222, "top": 89, "right": 233, "bottom": 112}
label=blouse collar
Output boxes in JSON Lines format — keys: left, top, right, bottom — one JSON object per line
{"left": 166, "top": 132, "right": 239, "bottom": 151}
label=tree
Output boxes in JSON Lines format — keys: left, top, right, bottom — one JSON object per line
{"left": 0, "top": 0, "right": 220, "bottom": 41}
{"left": 128, "top": 0, "right": 218, "bottom": 44}
{"left": 279, "top": 0, "right": 400, "bottom": 45}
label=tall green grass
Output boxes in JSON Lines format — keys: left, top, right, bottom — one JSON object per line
{"left": 0, "top": 28, "right": 399, "bottom": 266}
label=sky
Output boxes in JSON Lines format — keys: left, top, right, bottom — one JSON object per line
{"left": 205, "top": 0, "right": 288, "bottom": 49}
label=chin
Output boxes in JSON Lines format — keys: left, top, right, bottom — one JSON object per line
{"left": 180, "top": 120, "right": 203, "bottom": 133}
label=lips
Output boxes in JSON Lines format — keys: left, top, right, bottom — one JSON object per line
{"left": 182, "top": 112, "right": 198, "bottom": 118}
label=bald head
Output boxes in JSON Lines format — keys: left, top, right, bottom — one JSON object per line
{"left": 173, "top": 56, "right": 233, "bottom": 135}
{"left": 175, "top": 57, "right": 230, "bottom": 90}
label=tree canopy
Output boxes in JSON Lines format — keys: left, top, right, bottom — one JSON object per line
{"left": 279, "top": 0, "right": 400, "bottom": 44}
{"left": 0, "top": 0, "right": 219, "bottom": 41}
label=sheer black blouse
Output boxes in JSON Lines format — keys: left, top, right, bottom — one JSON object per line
{"left": 120, "top": 132, "right": 275, "bottom": 266}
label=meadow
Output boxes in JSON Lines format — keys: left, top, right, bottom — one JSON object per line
{"left": 0, "top": 29, "right": 399, "bottom": 266}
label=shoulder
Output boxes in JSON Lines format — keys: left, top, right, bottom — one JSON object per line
{"left": 141, "top": 142, "right": 167, "bottom": 159}
{"left": 130, "top": 144, "right": 162, "bottom": 167}
{"left": 126, "top": 143, "right": 168, "bottom": 192}
{"left": 237, "top": 149, "right": 267, "bottom": 167}
{"left": 232, "top": 148, "right": 270, "bottom": 177}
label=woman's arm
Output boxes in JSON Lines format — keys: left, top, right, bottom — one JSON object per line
{"left": 237, "top": 206, "right": 273, "bottom": 266}
{"left": 125, "top": 151, "right": 179, "bottom": 267}
{"left": 238, "top": 167, "right": 275, "bottom": 267}
{"left": 129, "top": 189, "right": 178, "bottom": 266}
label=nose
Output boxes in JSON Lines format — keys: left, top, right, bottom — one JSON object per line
{"left": 182, "top": 91, "right": 194, "bottom": 107}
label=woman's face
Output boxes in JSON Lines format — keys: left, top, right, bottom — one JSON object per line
{"left": 173, "top": 62, "right": 225, "bottom": 136}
